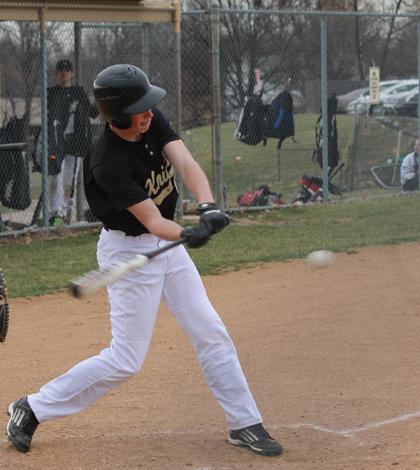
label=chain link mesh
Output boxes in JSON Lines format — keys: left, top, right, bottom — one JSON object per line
{"left": 215, "top": 10, "right": 419, "bottom": 208}
{"left": 0, "top": 7, "right": 419, "bottom": 234}
{"left": 0, "top": 16, "right": 176, "bottom": 231}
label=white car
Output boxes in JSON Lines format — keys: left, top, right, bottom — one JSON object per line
{"left": 336, "top": 87, "right": 368, "bottom": 114}
{"left": 383, "top": 83, "right": 419, "bottom": 113}
{"left": 346, "top": 80, "right": 406, "bottom": 114}
{"left": 395, "top": 92, "right": 418, "bottom": 117}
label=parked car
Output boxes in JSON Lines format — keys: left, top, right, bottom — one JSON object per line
{"left": 395, "top": 92, "right": 418, "bottom": 117}
{"left": 336, "top": 87, "right": 368, "bottom": 114}
{"left": 383, "top": 84, "right": 419, "bottom": 113}
{"left": 346, "top": 79, "right": 407, "bottom": 115}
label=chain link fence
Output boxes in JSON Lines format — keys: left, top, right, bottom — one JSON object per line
{"left": 200, "top": 8, "right": 420, "bottom": 210}
{"left": 0, "top": 13, "right": 177, "bottom": 234}
{"left": 1, "top": 5, "right": 420, "bottom": 236}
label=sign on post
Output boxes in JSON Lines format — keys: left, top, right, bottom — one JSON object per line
{"left": 369, "top": 66, "right": 380, "bottom": 104}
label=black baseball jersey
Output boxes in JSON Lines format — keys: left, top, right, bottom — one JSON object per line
{"left": 84, "top": 108, "right": 180, "bottom": 236}
{"left": 47, "top": 85, "right": 97, "bottom": 158}
{"left": 48, "top": 85, "right": 90, "bottom": 127}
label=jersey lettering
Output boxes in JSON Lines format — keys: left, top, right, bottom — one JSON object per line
{"left": 145, "top": 158, "right": 175, "bottom": 206}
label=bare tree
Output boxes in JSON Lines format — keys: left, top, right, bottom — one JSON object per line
{"left": 0, "top": 21, "right": 70, "bottom": 133}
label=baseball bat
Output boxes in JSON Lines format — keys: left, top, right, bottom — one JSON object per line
{"left": 0, "top": 143, "right": 27, "bottom": 152}
{"left": 65, "top": 157, "right": 82, "bottom": 225}
{"left": 68, "top": 237, "right": 187, "bottom": 298}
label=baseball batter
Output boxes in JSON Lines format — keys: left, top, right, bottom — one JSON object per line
{"left": 6, "top": 64, "right": 282, "bottom": 457}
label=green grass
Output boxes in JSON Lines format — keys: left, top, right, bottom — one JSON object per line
{"left": 182, "top": 112, "right": 389, "bottom": 205}
{"left": 1, "top": 232, "right": 99, "bottom": 298}
{"left": 2, "top": 193, "right": 420, "bottom": 298}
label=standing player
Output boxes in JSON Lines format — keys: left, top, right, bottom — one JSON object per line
{"left": 6, "top": 64, "right": 282, "bottom": 458}
{"left": 34, "top": 59, "right": 97, "bottom": 225}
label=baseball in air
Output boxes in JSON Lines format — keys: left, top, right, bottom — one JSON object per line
{"left": 306, "top": 250, "right": 335, "bottom": 268}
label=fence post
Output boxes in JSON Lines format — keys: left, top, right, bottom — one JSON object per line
{"left": 74, "top": 21, "right": 84, "bottom": 223}
{"left": 418, "top": 21, "right": 420, "bottom": 139}
{"left": 173, "top": 0, "right": 184, "bottom": 219}
{"left": 40, "top": 8, "right": 49, "bottom": 227}
{"left": 141, "top": 24, "right": 151, "bottom": 77}
{"left": 417, "top": 21, "right": 420, "bottom": 191}
{"left": 210, "top": 0, "right": 223, "bottom": 209}
{"left": 320, "top": 15, "right": 329, "bottom": 204}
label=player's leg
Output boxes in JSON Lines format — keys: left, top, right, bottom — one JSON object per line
{"left": 7, "top": 231, "right": 164, "bottom": 451}
{"left": 162, "top": 244, "right": 282, "bottom": 456}
{"left": 49, "top": 171, "right": 63, "bottom": 221}
{"left": 49, "top": 155, "right": 75, "bottom": 222}
{"left": 60, "top": 154, "right": 77, "bottom": 217}
{"left": 163, "top": 247, "right": 261, "bottom": 427}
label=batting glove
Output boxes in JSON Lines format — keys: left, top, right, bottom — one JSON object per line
{"left": 198, "top": 202, "right": 230, "bottom": 235}
{"left": 181, "top": 223, "right": 211, "bottom": 248}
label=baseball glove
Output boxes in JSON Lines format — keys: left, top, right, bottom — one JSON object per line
{"left": 0, "top": 270, "right": 9, "bottom": 343}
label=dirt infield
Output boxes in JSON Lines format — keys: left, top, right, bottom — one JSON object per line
{"left": 2, "top": 242, "right": 420, "bottom": 469}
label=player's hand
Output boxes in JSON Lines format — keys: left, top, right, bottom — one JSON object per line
{"left": 181, "top": 224, "right": 211, "bottom": 248}
{"left": 198, "top": 202, "right": 230, "bottom": 235}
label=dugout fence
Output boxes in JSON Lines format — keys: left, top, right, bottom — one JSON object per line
{"left": 0, "top": 3, "right": 420, "bottom": 237}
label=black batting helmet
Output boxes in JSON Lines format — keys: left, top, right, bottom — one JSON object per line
{"left": 93, "top": 64, "right": 166, "bottom": 129}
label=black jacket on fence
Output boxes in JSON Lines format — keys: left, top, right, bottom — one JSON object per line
{"left": 0, "top": 117, "right": 31, "bottom": 210}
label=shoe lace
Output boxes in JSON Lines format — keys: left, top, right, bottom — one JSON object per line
{"left": 247, "top": 424, "right": 273, "bottom": 441}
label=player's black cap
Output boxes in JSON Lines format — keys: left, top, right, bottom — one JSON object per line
{"left": 56, "top": 59, "right": 73, "bottom": 71}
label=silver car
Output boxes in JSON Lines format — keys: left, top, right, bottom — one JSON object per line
{"left": 336, "top": 87, "right": 368, "bottom": 114}
{"left": 383, "top": 83, "right": 419, "bottom": 113}
{"left": 346, "top": 80, "right": 404, "bottom": 115}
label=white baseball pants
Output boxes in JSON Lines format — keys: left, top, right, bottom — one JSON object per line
{"left": 49, "top": 154, "right": 77, "bottom": 218}
{"left": 28, "top": 229, "right": 262, "bottom": 430}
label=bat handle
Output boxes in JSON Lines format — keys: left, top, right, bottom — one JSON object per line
{"left": 145, "top": 237, "right": 187, "bottom": 259}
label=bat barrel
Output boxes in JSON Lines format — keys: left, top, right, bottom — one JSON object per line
{"left": 68, "top": 237, "right": 187, "bottom": 299}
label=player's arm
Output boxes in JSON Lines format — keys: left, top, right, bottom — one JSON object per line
{"left": 163, "top": 139, "right": 214, "bottom": 204}
{"left": 163, "top": 139, "right": 229, "bottom": 234}
{"left": 128, "top": 198, "right": 211, "bottom": 248}
{"left": 128, "top": 198, "right": 183, "bottom": 241}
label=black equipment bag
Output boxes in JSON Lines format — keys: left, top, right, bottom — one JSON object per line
{"left": 234, "top": 95, "right": 266, "bottom": 146}
{"left": 0, "top": 117, "right": 31, "bottom": 210}
{"left": 312, "top": 94, "right": 340, "bottom": 171}
{"left": 235, "top": 81, "right": 296, "bottom": 150}
{"left": 263, "top": 90, "right": 295, "bottom": 149}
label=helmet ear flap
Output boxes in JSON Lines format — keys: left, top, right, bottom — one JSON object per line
{"left": 110, "top": 115, "right": 132, "bottom": 129}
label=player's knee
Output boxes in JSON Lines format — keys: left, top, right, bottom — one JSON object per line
{"left": 111, "top": 343, "right": 147, "bottom": 376}
{"left": 197, "top": 324, "right": 233, "bottom": 353}
{"left": 119, "top": 361, "right": 142, "bottom": 376}
{"left": 195, "top": 336, "right": 237, "bottom": 370}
